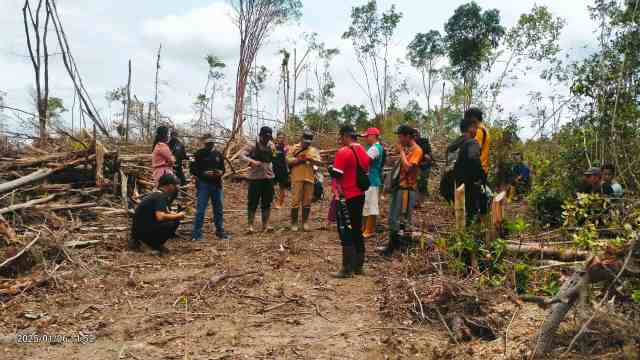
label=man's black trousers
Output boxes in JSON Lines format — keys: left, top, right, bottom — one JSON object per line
{"left": 134, "top": 220, "right": 180, "bottom": 250}
{"left": 336, "top": 195, "right": 365, "bottom": 257}
{"left": 248, "top": 179, "right": 274, "bottom": 212}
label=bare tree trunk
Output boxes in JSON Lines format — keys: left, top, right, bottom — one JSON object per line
{"left": 23, "top": 0, "right": 50, "bottom": 142}
{"left": 292, "top": 48, "right": 298, "bottom": 120}
{"left": 154, "top": 44, "right": 162, "bottom": 128}
{"left": 46, "top": 0, "right": 111, "bottom": 138}
{"left": 125, "top": 59, "right": 132, "bottom": 143}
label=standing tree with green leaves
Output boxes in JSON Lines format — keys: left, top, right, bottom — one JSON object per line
{"left": 343, "top": 0, "right": 402, "bottom": 121}
{"left": 444, "top": 2, "right": 505, "bottom": 110}
{"left": 339, "top": 104, "right": 369, "bottom": 130}
{"left": 407, "top": 30, "right": 445, "bottom": 113}
{"left": 229, "top": 0, "right": 302, "bottom": 148}
{"left": 487, "top": 5, "right": 565, "bottom": 120}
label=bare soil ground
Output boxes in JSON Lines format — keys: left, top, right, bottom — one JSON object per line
{"left": 1, "top": 183, "right": 635, "bottom": 359}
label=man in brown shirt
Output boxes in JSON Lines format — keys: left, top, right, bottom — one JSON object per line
{"left": 287, "top": 131, "right": 322, "bottom": 231}
{"left": 240, "top": 126, "right": 276, "bottom": 232}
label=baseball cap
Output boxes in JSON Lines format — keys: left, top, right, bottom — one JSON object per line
{"left": 158, "top": 174, "right": 180, "bottom": 187}
{"left": 584, "top": 167, "right": 602, "bottom": 176}
{"left": 339, "top": 125, "right": 357, "bottom": 138}
{"left": 395, "top": 125, "right": 414, "bottom": 136}
{"left": 259, "top": 126, "right": 273, "bottom": 138}
{"left": 361, "top": 127, "right": 380, "bottom": 137}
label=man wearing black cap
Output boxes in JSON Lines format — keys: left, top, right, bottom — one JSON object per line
{"left": 130, "top": 174, "right": 185, "bottom": 255}
{"left": 453, "top": 118, "right": 487, "bottom": 224}
{"left": 330, "top": 125, "right": 370, "bottom": 277}
{"left": 190, "top": 135, "right": 229, "bottom": 241}
{"left": 287, "top": 130, "right": 322, "bottom": 231}
{"left": 241, "top": 126, "right": 276, "bottom": 232}
{"left": 578, "top": 167, "right": 603, "bottom": 194}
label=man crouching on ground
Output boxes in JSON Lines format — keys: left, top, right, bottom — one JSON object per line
{"left": 130, "top": 174, "right": 185, "bottom": 255}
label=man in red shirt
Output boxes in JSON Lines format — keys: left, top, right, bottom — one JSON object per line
{"left": 330, "top": 125, "right": 370, "bottom": 278}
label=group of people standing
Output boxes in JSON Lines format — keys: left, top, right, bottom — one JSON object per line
{"left": 128, "top": 120, "right": 437, "bottom": 278}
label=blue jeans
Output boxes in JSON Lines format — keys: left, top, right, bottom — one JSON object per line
{"left": 192, "top": 181, "right": 224, "bottom": 240}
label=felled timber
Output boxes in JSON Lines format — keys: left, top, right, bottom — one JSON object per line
{"left": 505, "top": 243, "right": 589, "bottom": 261}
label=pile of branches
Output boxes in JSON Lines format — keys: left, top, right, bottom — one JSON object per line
{"left": 0, "top": 137, "right": 164, "bottom": 296}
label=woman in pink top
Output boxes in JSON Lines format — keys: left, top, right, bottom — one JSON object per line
{"left": 152, "top": 126, "right": 176, "bottom": 186}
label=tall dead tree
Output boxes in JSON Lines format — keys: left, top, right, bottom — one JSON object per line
{"left": 154, "top": 44, "right": 162, "bottom": 128}
{"left": 46, "top": 0, "right": 110, "bottom": 138}
{"left": 22, "top": 0, "right": 51, "bottom": 142}
{"left": 125, "top": 59, "right": 132, "bottom": 143}
{"left": 227, "top": 0, "right": 302, "bottom": 154}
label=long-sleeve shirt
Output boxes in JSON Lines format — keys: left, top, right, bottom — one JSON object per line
{"left": 287, "top": 143, "right": 321, "bottom": 183}
{"left": 240, "top": 141, "right": 275, "bottom": 180}
{"left": 191, "top": 147, "right": 225, "bottom": 187}
{"left": 453, "top": 138, "right": 486, "bottom": 186}
{"left": 152, "top": 142, "right": 175, "bottom": 184}
{"left": 448, "top": 125, "right": 490, "bottom": 174}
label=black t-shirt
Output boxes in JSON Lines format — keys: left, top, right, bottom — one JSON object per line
{"left": 132, "top": 192, "right": 172, "bottom": 238}
{"left": 191, "top": 148, "right": 225, "bottom": 187}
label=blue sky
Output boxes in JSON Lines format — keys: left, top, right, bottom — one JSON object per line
{"left": 0, "top": 0, "right": 598, "bottom": 137}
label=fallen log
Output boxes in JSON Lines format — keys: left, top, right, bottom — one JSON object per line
{"left": 35, "top": 202, "right": 96, "bottom": 211}
{"left": 0, "top": 154, "right": 100, "bottom": 194}
{"left": 0, "top": 168, "right": 55, "bottom": 195}
{"left": 64, "top": 240, "right": 101, "bottom": 248}
{"left": 0, "top": 194, "right": 57, "bottom": 215}
{"left": 0, "top": 233, "right": 41, "bottom": 269}
{"left": 506, "top": 244, "right": 589, "bottom": 261}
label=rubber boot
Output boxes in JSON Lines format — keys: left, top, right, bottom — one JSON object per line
{"left": 381, "top": 232, "right": 398, "bottom": 257}
{"left": 362, "top": 216, "right": 376, "bottom": 239}
{"left": 301, "top": 206, "right": 311, "bottom": 231}
{"left": 334, "top": 246, "right": 355, "bottom": 278}
{"left": 247, "top": 209, "right": 256, "bottom": 233}
{"left": 354, "top": 241, "right": 365, "bottom": 275}
{"left": 290, "top": 208, "right": 299, "bottom": 231}
{"left": 261, "top": 208, "right": 273, "bottom": 232}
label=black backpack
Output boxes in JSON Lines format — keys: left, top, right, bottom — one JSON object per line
{"left": 350, "top": 147, "right": 370, "bottom": 192}
{"left": 415, "top": 137, "right": 433, "bottom": 169}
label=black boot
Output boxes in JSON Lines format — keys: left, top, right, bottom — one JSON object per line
{"left": 290, "top": 208, "right": 299, "bottom": 231}
{"left": 261, "top": 208, "right": 273, "bottom": 232}
{"left": 381, "top": 232, "right": 398, "bottom": 258}
{"left": 247, "top": 209, "right": 256, "bottom": 233}
{"left": 301, "top": 206, "right": 311, "bottom": 231}
{"left": 334, "top": 246, "right": 355, "bottom": 278}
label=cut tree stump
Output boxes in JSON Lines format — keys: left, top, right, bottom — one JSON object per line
{"left": 487, "top": 191, "right": 507, "bottom": 245}
{"left": 454, "top": 184, "right": 465, "bottom": 231}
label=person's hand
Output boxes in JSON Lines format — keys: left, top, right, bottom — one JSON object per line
{"left": 395, "top": 143, "right": 404, "bottom": 153}
{"left": 249, "top": 160, "right": 260, "bottom": 168}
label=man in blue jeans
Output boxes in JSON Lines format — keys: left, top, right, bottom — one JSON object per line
{"left": 190, "top": 136, "right": 230, "bottom": 241}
